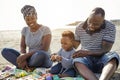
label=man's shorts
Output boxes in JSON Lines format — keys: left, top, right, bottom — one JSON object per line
{"left": 73, "top": 51, "right": 120, "bottom": 73}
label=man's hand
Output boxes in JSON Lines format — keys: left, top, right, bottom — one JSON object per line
{"left": 72, "top": 50, "right": 91, "bottom": 58}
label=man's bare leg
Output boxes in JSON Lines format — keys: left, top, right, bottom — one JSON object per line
{"left": 58, "top": 74, "right": 70, "bottom": 78}
{"left": 75, "top": 62, "right": 98, "bottom": 80}
{"left": 99, "top": 59, "right": 117, "bottom": 80}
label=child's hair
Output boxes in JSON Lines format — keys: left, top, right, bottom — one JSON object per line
{"left": 62, "top": 30, "right": 75, "bottom": 40}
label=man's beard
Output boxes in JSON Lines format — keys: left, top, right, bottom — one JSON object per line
{"left": 86, "top": 27, "right": 101, "bottom": 35}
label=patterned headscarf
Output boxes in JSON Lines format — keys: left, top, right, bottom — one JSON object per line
{"left": 21, "top": 5, "right": 37, "bottom": 18}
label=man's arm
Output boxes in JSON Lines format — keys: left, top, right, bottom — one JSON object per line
{"left": 72, "top": 40, "right": 113, "bottom": 58}
{"left": 90, "top": 40, "right": 113, "bottom": 56}
{"left": 73, "top": 40, "right": 80, "bottom": 49}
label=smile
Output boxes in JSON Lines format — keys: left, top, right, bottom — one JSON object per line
{"left": 30, "top": 23, "right": 34, "bottom": 26}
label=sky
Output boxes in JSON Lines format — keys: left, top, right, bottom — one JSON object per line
{"left": 0, "top": 0, "right": 120, "bottom": 30}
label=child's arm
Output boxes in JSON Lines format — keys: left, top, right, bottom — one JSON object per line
{"left": 60, "top": 50, "right": 75, "bottom": 69}
{"left": 51, "top": 49, "right": 62, "bottom": 62}
{"left": 55, "top": 55, "right": 62, "bottom": 62}
{"left": 60, "top": 56, "right": 73, "bottom": 69}
{"left": 51, "top": 54, "right": 62, "bottom": 62}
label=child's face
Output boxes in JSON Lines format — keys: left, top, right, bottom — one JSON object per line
{"left": 61, "top": 37, "right": 73, "bottom": 51}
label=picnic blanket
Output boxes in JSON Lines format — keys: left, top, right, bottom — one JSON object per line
{"left": 0, "top": 66, "right": 84, "bottom": 80}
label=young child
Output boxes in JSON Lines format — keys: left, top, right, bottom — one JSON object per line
{"left": 50, "top": 30, "right": 76, "bottom": 77}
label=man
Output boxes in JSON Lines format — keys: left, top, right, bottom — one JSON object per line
{"left": 72, "top": 7, "right": 119, "bottom": 80}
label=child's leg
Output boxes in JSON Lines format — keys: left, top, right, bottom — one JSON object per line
{"left": 50, "top": 63, "right": 62, "bottom": 74}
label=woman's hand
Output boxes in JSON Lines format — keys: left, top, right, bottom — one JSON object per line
{"left": 17, "top": 54, "right": 27, "bottom": 64}
{"left": 17, "top": 54, "right": 29, "bottom": 69}
{"left": 17, "top": 60, "right": 28, "bottom": 69}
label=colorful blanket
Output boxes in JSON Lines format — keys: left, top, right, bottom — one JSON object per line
{"left": 0, "top": 66, "right": 84, "bottom": 80}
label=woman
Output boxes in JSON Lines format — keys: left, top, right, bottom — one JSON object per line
{"left": 1, "top": 5, "right": 52, "bottom": 70}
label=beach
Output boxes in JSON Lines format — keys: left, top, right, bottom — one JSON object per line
{"left": 0, "top": 28, "right": 75, "bottom": 67}
{"left": 0, "top": 27, "right": 120, "bottom": 79}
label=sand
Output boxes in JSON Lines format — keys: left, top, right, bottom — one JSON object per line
{"left": 0, "top": 28, "right": 75, "bottom": 67}
{"left": 0, "top": 27, "right": 120, "bottom": 79}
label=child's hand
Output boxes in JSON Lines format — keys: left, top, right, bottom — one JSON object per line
{"left": 56, "top": 55, "right": 62, "bottom": 62}
{"left": 50, "top": 54, "right": 57, "bottom": 62}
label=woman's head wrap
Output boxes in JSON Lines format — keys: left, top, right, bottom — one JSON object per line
{"left": 21, "top": 5, "right": 37, "bottom": 18}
